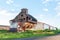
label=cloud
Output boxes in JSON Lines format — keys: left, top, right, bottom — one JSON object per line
{"left": 57, "top": 13, "right": 60, "bottom": 16}
{"left": 36, "top": 13, "right": 60, "bottom": 29}
{"left": 40, "top": 14, "right": 44, "bottom": 17}
{"left": 55, "top": 0, "right": 60, "bottom": 2}
{"left": 43, "top": 8, "right": 48, "bottom": 12}
{"left": 36, "top": 14, "right": 46, "bottom": 23}
{"left": 6, "top": 0, "right": 14, "bottom": 5}
{"left": 42, "top": 0, "right": 60, "bottom": 4}
{"left": 42, "top": 0, "right": 53, "bottom": 4}
{"left": 0, "top": 9, "right": 17, "bottom": 18}
{"left": 55, "top": 6, "right": 60, "bottom": 16}
{"left": 11, "top": 9, "right": 15, "bottom": 11}
{"left": 0, "top": 20, "right": 9, "bottom": 25}
{"left": 0, "top": 9, "right": 18, "bottom": 25}
{"left": 57, "top": 2, "right": 60, "bottom": 5}
{"left": 0, "top": 9, "right": 13, "bottom": 16}
{"left": 54, "top": 0, "right": 60, "bottom": 16}
{"left": 43, "top": 0, "right": 50, "bottom": 3}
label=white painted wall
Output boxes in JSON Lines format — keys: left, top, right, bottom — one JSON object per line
{"left": 9, "top": 21, "right": 18, "bottom": 28}
{"left": 30, "top": 22, "right": 44, "bottom": 30}
{"left": 44, "top": 24, "right": 49, "bottom": 29}
{"left": 30, "top": 22, "right": 56, "bottom": 30}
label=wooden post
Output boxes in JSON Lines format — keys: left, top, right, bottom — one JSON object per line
{"left": 22, "top": 26, "right": 25, "bottom": 32}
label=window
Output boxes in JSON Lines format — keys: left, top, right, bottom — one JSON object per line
{"left": 19, "top": 19, "right": 23, "bottom": 22}
{"left": 21, "top": 14, "right": 23, "bottom": 17}
{"left": 23, "top": 18, "right": 25, "bottom": 20}
{"left": 26, "top": 17, "right": 28, "bottom": 21}
{"left": 26, "top": 17, "right": 28, "bottom": 19}
{"left": 29, "top": 18, "right": 31, "bottom": 20}
{"left": 26, "top": 17, "right": 28, "bottom": 20}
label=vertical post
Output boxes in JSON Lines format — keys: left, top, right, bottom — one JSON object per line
{"left": 49, "top": 26, "right": 50, "bottom": 30}
{"left": 42, "top": 23, "right": 44, "bottom": 30}
{"left": 22, "top": 26, "right": 25, "bottom": 32}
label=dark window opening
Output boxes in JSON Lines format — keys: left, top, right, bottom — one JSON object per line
{"left": 26, "top": 17, "right": 28, "bottom": 20}
{"left": 26, "top": 17, "right": 28, "bottom": 19}
{"left": 23, "top": 18, "right": 25, "bottom": 20}
{"left": 21, "top": 15, "right": 23, "bottom": 17}
{"left": 29, "top": 18, "right": 31, "bottom": 20}
{"left": 19, "top": 19, "right": 23, "bottom": 22}
{"left": 26, "top": 17, "right": 28, "bottom": 21}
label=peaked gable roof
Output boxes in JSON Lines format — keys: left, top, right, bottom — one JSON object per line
{"left": 10, "top": 8, "right": 37, "bottom": 24}
{"left": 27, "top": 14, "right": 37, "bottom": 22}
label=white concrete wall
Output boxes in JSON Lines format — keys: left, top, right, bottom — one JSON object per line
{"left": 30, "top": 22, "right": 56, "bottom": 30}
{"left": 9, "top": 21, "right": 18, "bottom": 28}
{"left": 44, "top": 24, "right": 49, "bottom": 30}
{"left": 30, "top": 22, "right": 44, "bottom": 30}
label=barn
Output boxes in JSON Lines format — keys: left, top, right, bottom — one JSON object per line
{"left": 9, "top": 8, "right": 57, "bottom": 32}
{"left": 9, "top": 8, "right": 37, "bottom": 32}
